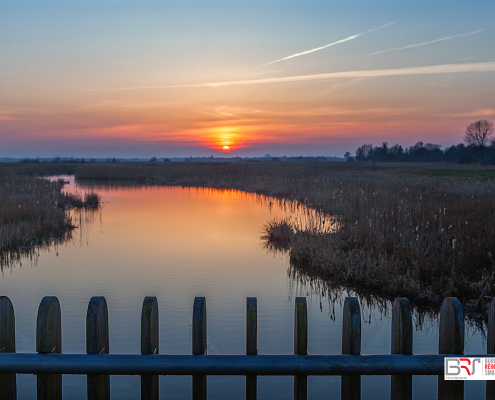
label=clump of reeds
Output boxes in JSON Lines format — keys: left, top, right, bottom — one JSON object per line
{"left": 261, "top": 219, "right": 295, "bottom": 251}
{"left": 83, "top": 191, "right": 101, "bottom": 208}
{"left": 60, "top": 191, "right": 101, "bottom": 209}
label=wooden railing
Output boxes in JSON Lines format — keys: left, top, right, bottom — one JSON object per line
{"left": 0, "top": 295, "right": 493, "bottom": 400}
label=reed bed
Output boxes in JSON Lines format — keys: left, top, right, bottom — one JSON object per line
{"left": 254, "top": 166, "right": 495, "bottom": 310}
{"left": 0, "top": 173, "right": 101, "bottom": 263}
{"left": 0, "top": 175, "right": 72, "bottom": 253}
{"left": 72, "top": 162, "right": 495, "bottom": 309}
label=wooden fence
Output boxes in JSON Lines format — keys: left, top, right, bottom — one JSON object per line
{"left": 0, "top": 295, "right": 494, "bottom": 400}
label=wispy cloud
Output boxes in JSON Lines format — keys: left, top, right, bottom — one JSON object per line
{"left": 260, "top": 21, "right": 399, "bottom": 66}
{"left": 84, "top": 61, "right": 495, "bottom": 91}
{"left": 0, "top": 107, "right": 21, "bottom": 120}
{"left": 200, "top": 61, "right": 495, "bottom": 87}
{"left": 370, "top": 29, "right": 484, "bottom": 55}
{"left": 446, "top": 108, "right": 495, "bottom": 118}
{"left": 215, "top": 106, "right": 233, "bottom": 116}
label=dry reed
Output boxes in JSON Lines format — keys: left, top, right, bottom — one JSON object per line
{"left": 0, "top": 173, "right": 101, "bottom": 263}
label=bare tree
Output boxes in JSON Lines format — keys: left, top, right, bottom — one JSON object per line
{"left": 464, "top": 119, "right": 493, "bottom": 164}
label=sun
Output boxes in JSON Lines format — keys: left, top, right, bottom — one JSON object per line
{"left": 222, "top": 145, "right": 230, "bottom": 151}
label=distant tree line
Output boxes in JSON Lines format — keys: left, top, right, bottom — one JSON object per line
{"left": 19, "top": 157, "right": 120, "bottom": 163}
{"left": 20, "top": 156, "right": 98, "bottom": 163}
{"left": 352, "top": 119, "right": 495, "bottom": 164}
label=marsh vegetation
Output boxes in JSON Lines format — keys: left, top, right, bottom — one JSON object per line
{"left": 261, "top": 172, "right": 495, "bottom": 309}
{"left": 0, "top": 167, "right": 101, "bottom": 268}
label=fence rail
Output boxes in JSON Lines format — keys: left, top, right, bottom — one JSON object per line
{"left": 0, "top": 295, "right": 494, "bottom": 400}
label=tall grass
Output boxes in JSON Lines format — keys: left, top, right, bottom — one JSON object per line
{"left": 0, "top": 173, "right": 101, "bottom": 267}
{"left": 286, "top": 176, "right": 495, "bottom": 308}
{"left": 0, "top": 175, "right": 73, "bottom": 254}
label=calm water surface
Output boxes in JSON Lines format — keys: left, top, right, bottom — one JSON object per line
{"left": 0, "top": 177, "right": 487, "bottom": 399}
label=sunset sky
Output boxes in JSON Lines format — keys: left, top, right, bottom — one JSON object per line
{"left": 1, "top": 1, "right": 495, "bottom": 158}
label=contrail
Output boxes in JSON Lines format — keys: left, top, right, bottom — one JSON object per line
{"left": 260, "top": 21, "right": 399, "bottom": 67}
{"left": 370, "top": 29, "right": 484, "bottom": 55}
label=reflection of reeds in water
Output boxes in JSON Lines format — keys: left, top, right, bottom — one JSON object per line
{"left": 287, "top": 263, "right": 487, "bottom": 336}
{"left": 263, "top": 199, "right": 339, "bottom": 232}
{"left": 74, "top": 178, "right": 337, "bottom": 235}
{"left": 0, "top": 231, "right": 73, "bottom": 271}
{"left": 265, "top": 226, "right": 493, "bottom": 327}
{"left": 69, "top": 207, "right": 102, "bottom": 248}
{"left": 0, "top": 207, "right": 101, "bottom": 271}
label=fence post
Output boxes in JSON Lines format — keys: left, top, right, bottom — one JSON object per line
{"left": 294, "top": 297, "right": 307, "bottom": 400}
{"left": 36, "top": 296, "right": 62, "bottom": 400}
{"left": 0, "top": 296, "right": 16, "bottom": 400}
{"left": 193, "top": 297, "right": 207, "bottom": 400}
{"left": 141, "top": 297, "right": 159, "bottom": 400}
{"left": 86, "top": 296, "right": 110, "bottom": 400}
{"left": 438, "top": 297, "right": 464, "bottom": 400}
{"left": 246, "top": 297, "right": 257, "bottom": 400}
{"left": 391, "top": 298, "right": 413, "bottom": 400}
{"left": 487, "top": 299, "right": 495, "bottom": 400}
{"left": 341, "top": 297, "right": 361, "bottom": 400}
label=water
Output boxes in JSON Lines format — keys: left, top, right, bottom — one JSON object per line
{"left": 0, "top": 177, "right": 487, "bottom": 399}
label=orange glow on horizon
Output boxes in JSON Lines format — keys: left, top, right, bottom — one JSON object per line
{"left": 9, "top": 94, "right": 484, "bottom": 156}
{"left": 205, "top": 126, "right": 245, "bottom": 150}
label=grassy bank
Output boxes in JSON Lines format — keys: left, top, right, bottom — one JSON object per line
{"left": 0, "top": 171, "right": 101, "bottom": 266}
{"left": 71, "top": 161, "right": 495, "bottom": 311}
